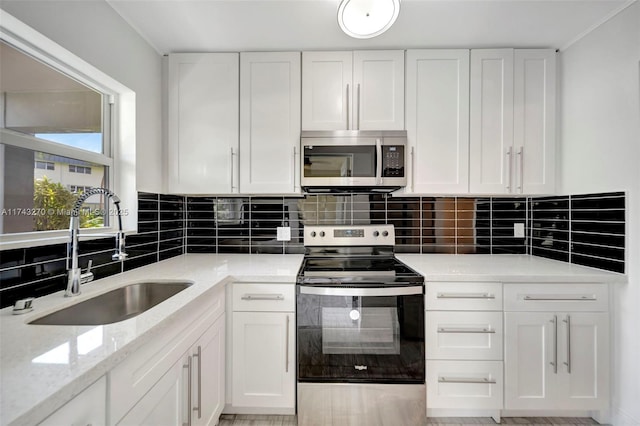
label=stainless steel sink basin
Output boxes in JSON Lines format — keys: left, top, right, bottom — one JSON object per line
{"left": 29, "top": 281, "right": 193, "bottom": 325}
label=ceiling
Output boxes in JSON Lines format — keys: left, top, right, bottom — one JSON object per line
{"left": 106, "top": 0, "right": 630, "bottom": 55}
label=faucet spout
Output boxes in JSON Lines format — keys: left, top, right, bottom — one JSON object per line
{"left": 65, "top": 188, "right": 128, "bottom": 297}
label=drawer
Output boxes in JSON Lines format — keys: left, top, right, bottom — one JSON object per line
{"left": 504, "top": 283, "right": 608, "bottom": 312}
{"left": 232, "top": 283, "right": 295, "bottom": 312}
{"left": 426, "top": 311, "right": 503, "bottom": 360}
{"left": 426, "top": 360, "right": 503, "bottom": 409}
{"left": 426, "top": 282, "right": 502, "bottom": 311}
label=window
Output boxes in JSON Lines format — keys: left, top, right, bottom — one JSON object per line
{"left": 69, "top": 165, "right": 92, "bottom": 174}
{"left": 35, "top": 161, "right": 54, "bottom": 170}
{"left": 68, "top": 185, "right": 92, "bottom": 193}
{"left": 0, "top": 41, "right": 111, "bottom": 234}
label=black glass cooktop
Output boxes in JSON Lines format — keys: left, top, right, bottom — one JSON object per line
{"left": 297, "top": 247, "right": 424, "bottom": 286}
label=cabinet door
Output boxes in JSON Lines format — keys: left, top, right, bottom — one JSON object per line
{"left": 302, "top": 51, "right": 353, "bottom": 130}
{"left": 557, "top": 313, "right": 609, "bottom": 409}
{"left": 232, "top": 311, "right": 295, "bottom": 409}
{"left": 469, "top": 49, "right": 514, "bottom": 194}
{"left": 39, "top": 376, "right": 106, "bottom": 426}
{"left": 168, "top": 53, "right": 239, "bottom": 194}
{"left": 514, "top": 49, "right": 556, "bottom": 195}
{"left": 504, "top": 312, "right": 556, "bottom": 409}
{"left": 353, "top": 50, "right": 404, "bottom": 131}
{"left": 405, "top": 50, "right": 469, "bottom": 193}
{"left": 117, "top": 356, "right": 187, "bottom": 426}
{"left": 192, "top": 315, "right": 226, "bottom": 426}
{"left": 240, "top": 52, "right": 301, "bottom": 194}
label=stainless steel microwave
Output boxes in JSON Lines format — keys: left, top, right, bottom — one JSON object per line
{"left": 300, "top": 130, "right": 407, "bottom": 192}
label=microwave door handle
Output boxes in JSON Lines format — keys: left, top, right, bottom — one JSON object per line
{"left": 376, "top": 138, "right": 382, "bottom": 185}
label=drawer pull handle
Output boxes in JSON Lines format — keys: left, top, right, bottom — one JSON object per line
{"left": 439, "top": 376, "right": 497, "bottom": 384}
{"left": 523, "top": 295, "right": 596, "bottom": 301}
{"left": 241, "top": 294, "right": 285, "bottom": 301}
{"left": 437, "top": 327, "right": 495, "bottom": 334}
{"left": 437, "top": 293, "right": 495, "bottom": 299}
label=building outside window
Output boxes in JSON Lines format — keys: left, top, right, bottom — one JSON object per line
{"left": 0, "top": 40, "right": 112, "bottom": 234}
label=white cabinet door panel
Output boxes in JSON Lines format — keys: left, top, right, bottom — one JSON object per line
{"left": 302, "top": 51, "right": 352, "bottom": 131}
{"left": 557, "top": 313, "right": 609, "bottom": 409}
{"left": 470, "top": 49, "right": 514, "bottom": 194}
{"left": 354, "top": 50, "right": 404, "bottom": 131}
{"left": 426, "top": 311, "right": 503, "bottom": 360}
{"left": 240, "top": 52, "right": 301, "bottom": 194}
{"left": 168, "top": 53, "right": 239, "bottom": 194}
{"left": 406, "top": 49, "right": 469, "bottom": 193}
{"left": 193, "top": 315, "right": 226, "bottom": 426}
{"left": 504, "top": 312, "right": 556, "bottom": 409}
{"left": 514, "top": 50, "right": 556, "bottom": 194}
{"left": 232, "top": 311, "right": 295, "bottom": 409}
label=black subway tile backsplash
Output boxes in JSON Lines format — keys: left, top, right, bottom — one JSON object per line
{"left": 0, "top": 190, "right": 626, "bottom": 308}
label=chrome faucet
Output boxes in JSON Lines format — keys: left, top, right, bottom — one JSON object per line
{"left": 66, "top": 188, "right": 128, "bottom": 297}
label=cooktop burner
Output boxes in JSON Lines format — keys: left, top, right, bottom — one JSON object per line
{"left": 297, "top": 225, "right": 424, "bottom": 286}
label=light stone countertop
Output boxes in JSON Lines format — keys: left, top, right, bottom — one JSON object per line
{"left": 0, "top": 253, "right": 626, "bottom": 425}
{"left": 0, "top": 253, "right": 304, "bottom": 426}
{"left": 396, "top": 254, "right": 627, "bottom": 283}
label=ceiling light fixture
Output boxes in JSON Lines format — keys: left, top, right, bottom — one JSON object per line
{"left": 337, "top": 0, "right": 400, "bottom": 39}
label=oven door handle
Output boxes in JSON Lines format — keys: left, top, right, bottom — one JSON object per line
{"left": 299, "top": 285, "right": 423, "bottom": 297}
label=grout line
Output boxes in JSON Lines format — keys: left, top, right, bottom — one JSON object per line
{"left": 568, "top": 195, "right": 573, "bottom": 264}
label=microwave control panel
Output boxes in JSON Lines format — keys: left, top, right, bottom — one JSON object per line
{"left": 382, "top": 145, "right": 405, "bottom": 177}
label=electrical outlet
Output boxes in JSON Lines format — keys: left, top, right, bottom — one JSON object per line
{"left": 277, "top": 226, "right": 291, "bottom": 241}
{"left": 514, "top": 223, "right": 525, "bottom": 238}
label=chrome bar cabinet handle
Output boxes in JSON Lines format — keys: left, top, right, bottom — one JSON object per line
{"left": 438, "top": 376, "right": 497, "bottom": 384}
{"left": 506, "top": 146, "right": 513, "bottom": 192}
{"left": 517, "top": 146, "right": 524, "bottom": 193}
{"left": 356, "top": 83, "right": 361, "bottom": 130}
{"left": 524, "top": 295, "right": 596, "bottom": 301}
{"left": 192, "top": 346, "right": 202, "bottom": 418}
{"left": 230, "top": 147, "right": 236, "bottom": 192}
{"left": 410, "top": 146, "right": 415, "bottom": 192}
{"left": 346, "top": 83, "right": 350, "bottom": 129}
{"left": 551, "top": 315, "right": 558, "bottom": 374}
{"left": 564, "top": 315, "right": 572, "bottom": 374}
{"left": 285, "top": 314, "right": 290, "bottom": 373}
{"left": 437, "top": 293, "right": 495, "bottom": 299}
{"left": 292, "top": 146, "right": 299, "bottom": 192}
{"left": 241, "top": 293, "right": 285, "bottom": 301}
{"left": 437, "top": 327, "right": 495, "bottom": 334}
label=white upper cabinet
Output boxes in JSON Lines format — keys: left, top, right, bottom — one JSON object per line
{"left": 168, "top": 53, "right": 239, "bottom": 194}
{"left": 240, "top": 52, "right": 301, "bottom": 194}
{"left": 353, "top": 50, "right": 405, "bottom": 130}
{"left": 514, "top": 50, "right": 556, "bottom": 194}
{"left": 469, "top": 49, "right": 515, "bottom": 194}
{"left": 302, "top": 50, "right": 404, "bottom": 131}
{"left": 469, "top": 48, "right": 556, "bottom": 195}
{"left": 405, "top": 49, "right": 470, "bottom": 194}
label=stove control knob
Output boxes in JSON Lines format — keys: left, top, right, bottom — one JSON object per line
{"left": 310, "top": 231, "right": 317, "bottom": 237}
{"left": 382, "top": 231, "right": 389, "bottom": 237}
{"left": 319, "top": 231, "right": 326, "bottom": 237}
{"left": 373, "top": 231, "right": 379, "bottom": 237}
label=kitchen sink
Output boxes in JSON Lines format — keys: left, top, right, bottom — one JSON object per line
{"left": 29, "top": 281, "right": 194, "bottom": 326}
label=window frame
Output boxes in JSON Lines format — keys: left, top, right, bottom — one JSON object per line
{"left": 0, "top": 10, "right": 137, "bottom": 249}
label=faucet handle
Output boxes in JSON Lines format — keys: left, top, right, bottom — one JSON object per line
{"left": 86, "top": 259, "right": 93, "bottom": 273}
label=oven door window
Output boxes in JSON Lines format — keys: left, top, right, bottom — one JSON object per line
{"left": 303, "top": 145, "right": 376, "bottom": 178}
{"left": 297, "top": 292, "right": 424, "bottom": 384}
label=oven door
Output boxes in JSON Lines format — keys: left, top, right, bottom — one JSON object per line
{"left": 296, "top": 285, "right": 425, "bottom": 384}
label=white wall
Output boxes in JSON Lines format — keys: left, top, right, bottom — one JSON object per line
{"left": 1, "top": 0, "right": 163, "bottom": 194}
{"left": 559, "top": 3, "right": 640, "bottom": 424}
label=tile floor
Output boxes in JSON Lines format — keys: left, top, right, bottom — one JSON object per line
{"left": 218, "top": 414, "right": 601, "bottom": 426}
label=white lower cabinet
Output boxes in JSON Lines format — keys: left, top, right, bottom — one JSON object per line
{"left": 38, "top": 376, "right": 106, "bottom": 426}
{"left": 425, "top": 282, "right": 504, "bottom": 415}
{"left": 111, "top": 285, "right": 226, "bottom": 426}
{"left": 117, "top": 315, "right": 225, "bottom": 426}
{"left": 504, "top": 311, "right": 609, "bottom": 410}
{"left": 228, "top": 283, "right": 296, "bottom": 413}
{"left": 504, "top": 283, "right": 610, "bottom": 411}
{"left": 426, "top": 360, "right": 503, "bottom": 409}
